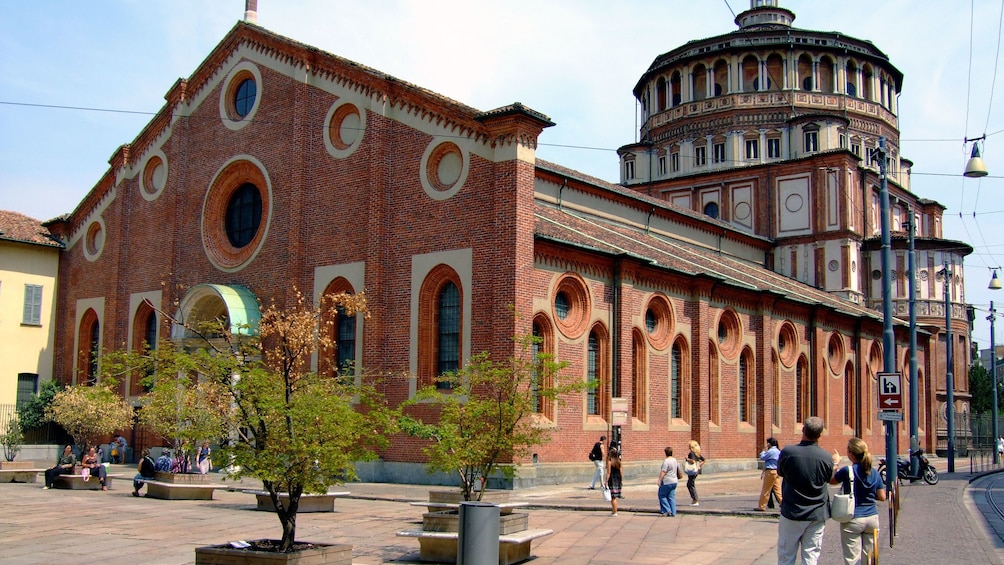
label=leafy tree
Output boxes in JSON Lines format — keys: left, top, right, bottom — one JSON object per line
{"left": 136, "top": 290, "right": 397, "bottom": 552}
{"left": 970, "top": 362, "right": 998, "bottom": 415}
{"left": 102, "top": 342, "right": 230, "bottom": 471}
{"left": 0, "top": 420, "right": 23, "bottom": 461}
{"left": 400, "top": 328, "right": 576, "bottom": 501}
{"left": 17, "top": 379, "right": 63, "bottom": 430}
{"left": 46, "top": 382, "right": 134, "bottom": 455}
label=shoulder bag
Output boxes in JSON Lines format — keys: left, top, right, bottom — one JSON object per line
{"left": 684, "top": 460, "right": 700, "bottom": 477}
{"left": 830, "top": 466, "right": 855, "bottom": 523}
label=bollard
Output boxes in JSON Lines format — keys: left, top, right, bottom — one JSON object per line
{"left": 458, "top": 501, "right": 500, "bottom": 565}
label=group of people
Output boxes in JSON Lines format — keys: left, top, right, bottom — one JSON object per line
{"left": 43, "top": 444, "right": 111, "bottom": 491}
{"left": 132, "top": 441, "right": 213, "bottom": 497}
{"left": 585, "top": 417, "right": 886, "bottom": 565}
{"left": 588, "top": 436, "right": 706, "bottom": 517}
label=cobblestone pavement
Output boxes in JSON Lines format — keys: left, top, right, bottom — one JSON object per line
{"left": 1, "top": 459, "right": 1001, "bottom": 564}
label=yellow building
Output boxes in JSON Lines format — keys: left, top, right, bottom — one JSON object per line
{"left": 0, "top": 211, "right": 61, "bottom": 422}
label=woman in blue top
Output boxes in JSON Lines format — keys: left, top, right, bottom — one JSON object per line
{"left": 829, "top": 438, "right": 886, "bottom": 564}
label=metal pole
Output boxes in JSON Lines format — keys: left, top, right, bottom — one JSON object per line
{"left": 945, "top": 259, "right": 955, "bottom": 473}
{"left": 907, "top": 209, "right": 919, "bottom": 477}
{"left": 878, "top": 137, "right": 897, "bottom": 495}
{"left": 991, "top": 302, "right": 999, "bottom": 465}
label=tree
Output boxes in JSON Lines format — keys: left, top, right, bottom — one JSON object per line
{"left": 17, "top": 379, "right": 63, "bottom": 430}
{"left": 399, "top": 328, "right": 576, "bottom": 501}
{"left": 137, "top": 290, "right": 397, "bottom": 552}
{"left": 970, "top": 362, "right": 997, "bottom": 415}
{"left": 0, "top": 420, "right": 22, "bottom": 462}
{"left": 46, "top": 383, "right": 134, "bottom": 455}
{"left": 102, "top": 342, "right": 230, "bottom": 471}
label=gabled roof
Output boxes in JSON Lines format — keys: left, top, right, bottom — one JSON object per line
{"left": 0, "top": 210, "right": 63, "bottom": 249}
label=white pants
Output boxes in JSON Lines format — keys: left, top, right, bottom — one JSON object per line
{"left": 777, "top": 515, "right": 826, "bottom": 565}
{"left": 589, "top": 460, "right": 604, "bottom": 488}
{"left": 840, "top": 514, "right": 880, "bottom": 564}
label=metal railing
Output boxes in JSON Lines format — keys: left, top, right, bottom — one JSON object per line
{"left": 0, "top": 404, "right": 68, "bottom": 445}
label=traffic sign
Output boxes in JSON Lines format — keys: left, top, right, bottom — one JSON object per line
{"left": 877, "top": 372, "right": 903, "bottom": 410}
{"left": 877, "top": 411, "right": 903, "bottom": 421}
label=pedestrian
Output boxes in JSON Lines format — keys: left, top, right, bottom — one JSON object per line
{"left": 996, "top": 435, "right": 1003, "bottom": 461}
{"left": 685, "top": 440, "right": 705, "bottom": 506}
{"left": 197, "top": 440, "right": 213, "bottom": 474}
{"left": 587, "top": 435, "right": 607, "bottom": 490}
{"left": 115, "top": 434, "right": 128, "bottom": 464}
{"left": 657, "top": 446, "right": 681, "bottom": 516}
{"left": 776, "top": 416, "right": 838, "bottom": 565}
{"left": 830, "top": 438, "right": 886, "bottom": 565}
{"left": 606, "top": 448, "right": 623, "bottom": 516}
{"left": 43, "top": 445, "right": 76, "bottom": 489}
{"left": 132, "top": 448, "right": 157, "bottom": 497}
{"left": 757, "top": 437, "right": 783, "bottom": 511}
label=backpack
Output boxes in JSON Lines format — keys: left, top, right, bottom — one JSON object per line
{"left": 588, "top": 443, "right": 603, "bottom": 462}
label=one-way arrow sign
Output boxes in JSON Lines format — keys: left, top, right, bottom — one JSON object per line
{"left": 877, "top": 372, "right": 903, "bottom": 410}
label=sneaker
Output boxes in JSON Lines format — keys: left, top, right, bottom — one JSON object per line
{"left": 660, "top": 512, "right": 668, "bottom": 517}
{"left": 131, "top": 491, "right": 140, "bottom": 497}
{"left": 753, "top": 507, "right": 766, "bottom": 512}
{"left": 690, "top": 502, "right": 699, "bottom": 506}
{"left": 42, "top": 486, "right": 50, "bottom": 490}
{"left": 610, "top": 512, "right": 618, "bottom": 516}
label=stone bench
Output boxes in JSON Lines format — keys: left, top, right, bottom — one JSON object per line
{"left": 410, "top": 501, "right": 528, "bottom": 515}
{"left": 53, "top": 473, "right": 122, "bottom": 490}
{"left": 251, "top": 490, "right": 350, "bottom": 513}
{"left": 144, "top": 480, "right": 226, "bottom": 500}
{"left": 0, "top": 469, "right": 44, "bottom": 483}
{"left": 396, "top": 527, "right": 553, "bottom": 565}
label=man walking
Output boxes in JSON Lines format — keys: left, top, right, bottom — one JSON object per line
{"left": 587, "top": 435, "right": 607, "bottom": 489}
{"left": 776, "top": 417, "right": 839, "bottom": 565}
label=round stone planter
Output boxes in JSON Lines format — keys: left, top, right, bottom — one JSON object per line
{"left": 427, "top": 489, "right": 511, "bottom": 505}
{"left": 155, "top": 471, "right": 214, "bottom": 484}
{"left": 195, "top": 540, "right": 352, "bottom": 565}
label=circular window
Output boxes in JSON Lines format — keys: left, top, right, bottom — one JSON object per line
{"left": 644, "top": 293, "right": 674, "bottom": 350}
{"left": 828, "top": 260, "right": 839, "bottom": 272}
{"left": 225, "top": 183, "right": 262, "bottom": 248}
{"left": 778, "top": 321, "right": 798, "bottom": 367}
{"left": 919, "top": 269, "right": 929, "bottom": 281}
{"left": 716, "top": 309, "right": 741, "bottom": 359}
{"left": 202, "top": 157, "right": 272, "bottom": 272}
{"left": 324, "top": 101, "right": 366, "bottom": 159}
{"left": 83, "top": 219, "right": 105, "bottom": 262}
{"left": 234, "top": 78, "right": 256, "bottom": 118}
{"left": 420, "top": 139, "right": 470, "bottom": 200}
{"left": 827, "top": 333, "right": 845, "bottom": 375}
{"left": 219, "top": 62, "right": 263, "bottom": 131}
{"left": 552, "top": 273, "right": 590, "bottom": 339}
{"left": 704, "top": 201, "right": 719, "bottom": 219}
{"left": 871, "top": 269, "right": 882, "bottom": 281}
{"left": 141, "top": 153, "right": 168, "bottom": 200}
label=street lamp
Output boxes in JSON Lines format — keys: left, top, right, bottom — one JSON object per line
{"left": 965, "top": 136, "right": 989, "bottom": 178}
{"left": 941, "top": 261, "right": 956, "bottom": 473}
{"left": 990, "top": 268, "right": 1002, "bottom": 465}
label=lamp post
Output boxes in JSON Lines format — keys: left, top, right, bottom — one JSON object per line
{"left": 990, "top": 301, "right": 999, "bottom": 465}
{"left": 906, "top": 210, "right": 919, "bottom": 477}
{"left": 943, "top": 260, "right": 955, "bottom": 473}
{"left": 877, "top": 137, "right": 897, "bottom": 493}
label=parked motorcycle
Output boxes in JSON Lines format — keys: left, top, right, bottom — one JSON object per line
{"left": 877, "top": 449, "right": 939, "bottom": 485}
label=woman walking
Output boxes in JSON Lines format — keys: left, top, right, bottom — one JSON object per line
{"left": 606, "top": 448, "right": 623, "bottom": 516}
{"left": 685, "top": 440, "right": 705, "bottom": 506}
{"left": 829, "top": 438, "right": 886, "bottom": 564}
{"left": 657, "top": 446, "right": 680, "bottom": 516}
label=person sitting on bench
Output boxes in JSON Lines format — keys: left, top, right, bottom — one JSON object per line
{"left": 43, "top": 445, "right": 76, "bottom": 489}
{"left": 132, "top": 449, "right": 157, "bottom": 497}
{"left": 80, "top": 446, "right": 108, "bottom": 491}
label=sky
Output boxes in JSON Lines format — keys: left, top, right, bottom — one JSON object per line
{"left": 2, "top": 0, "right": 1004, "bottom": 345}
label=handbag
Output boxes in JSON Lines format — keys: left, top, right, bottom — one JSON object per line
{"left": 831, "top": 466, "right": 855, "bottom": 523}
{"left": 676, "top": 464, "right": 684, "bottom": 480}
{"left": 684, "top": 461, "right": 700, "bottom": 477}
{"left": 602, "top": 486, "right": 612, "bottom": 502}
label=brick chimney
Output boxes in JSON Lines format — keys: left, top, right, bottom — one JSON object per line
{"left": 244, "top": 0, "right": 258, "bottom": 24}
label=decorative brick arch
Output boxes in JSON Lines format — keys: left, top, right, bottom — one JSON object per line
{"left": 532, "top": 312, "right": 555, "bottom": 420}
{"left": 319, "top": 277, "right": 357, "bottom": 379}
{"left": 130, "top": 301, "right": 158, "bottom": 396}
{"left": 671, "top": 335, "right": 691, "bottom": 423}
{"left": 418, "top": 264, "right": 463, "bottom": 389}
{"left": 77, "top": 308, "right": 100, "bottom": 385}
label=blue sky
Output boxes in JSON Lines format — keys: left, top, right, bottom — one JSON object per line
{"left": 2, "top": 0, "right": 1003, "bottom": 343}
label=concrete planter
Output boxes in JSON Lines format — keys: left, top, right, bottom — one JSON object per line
{"left": 195, "top": 540, "right": 351, "bottom": 565}
{"left": 427, "top": 489, "right": 511, "bottom": 505}
{"left": 423, "top": 509, "right": 529, "bottom": 535}
{"left": 0, "top": 461, "right": 37, "bottom": 470}
{"left": 155, "top": 471, "right": 213, "bottom": 484}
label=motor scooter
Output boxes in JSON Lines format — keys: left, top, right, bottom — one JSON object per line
{"left": 877, "top": 448, "right": 939, "bottom": 485}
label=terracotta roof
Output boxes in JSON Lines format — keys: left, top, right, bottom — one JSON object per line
{"left": 0, "top": 210, "right": 63, "bottom": 248}
{"left": 534, "top": 201, "right": 881, "bottom": 321}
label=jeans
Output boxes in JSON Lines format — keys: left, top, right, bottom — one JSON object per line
{"left": 589, "top": 460, "right": 604, "bottom": 489}
{"left": 44, "top": 466, "right": 72, "bottom": 488}
{"left": 133, "top": 473, "right": 152, "bottom": 492}
{"left": 777, "top": 516, "right": 826, "bottom": 565}
{"left": 658, "top": 482, "right": 678, "bottom": 515}
{"left": 840, "top": 514, "right": 880, "bottom": 565}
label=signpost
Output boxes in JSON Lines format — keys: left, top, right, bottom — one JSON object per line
{"left": 878, "top": 372, "right": 903, "bottom": 410}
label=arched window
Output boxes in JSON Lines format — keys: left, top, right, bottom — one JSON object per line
{"left": 418, "top": 265, "right": 463, "bottom": 390}
{"left": 77, "top": 308, "right": 100, "bottom": 386}
{"left": 586, "top": 325, "right": 608, "bottom": 417}
{"left": 818, "top": 55, "right": 835, "bottom": 93}
{"left": 320, "top": 278, "right": 358, "bottom": 382}
{"left": 772, "top": 351, "right": 781, "bottom": 429}
{"left": 632, "top": 329, "right": 647, "bottom": 423}
{"left": 797, "top": 355, "right": 811, "bottom": 421}
{"left": 532, "top": 315, "right": 555, "bottom": 418}
{"left": 131, "top": 302, "right": 158, "bottom": 396}
{"left": 656, "top": 76, "right": 667, "bottom": 111}
{"left": 693, "top": 64, "right": 708, "bottom": 101}
{"left": 765, "top": 54, "right": 784, "bottom": 91}
{"left": 713, "top": 59, "right": 729, "bottom": 96}
{"left": 846, "top": 61, "right": 859, "bottom": 97}
{"left": 845, "top": 362, "right": 856, "bottom": 430}
{"left": 709, "top": 341, "right": 720, "bottom": 425}
{"left": 742, "top": 55, "right": 759, "bottom": 92}
{"left": 798, "top": 54, "right": 814, "bottom": 91}
{"left": 437, "top": 282, "right": 460, "bottom": 387}
{"left": 739, "top": 348, "right": 753, "bottom": 423}
{"left": 704, "top": 201, "right": 720, "bottom": 219}
{"left": 671, "top": 342, "right": 682, "bottom": 418}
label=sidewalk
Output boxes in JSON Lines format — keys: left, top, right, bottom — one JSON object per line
{"left": 0, "top": 460, "right": 1000, "bottom": 564}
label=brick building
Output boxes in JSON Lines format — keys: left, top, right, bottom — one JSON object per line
{"left": 47, "top": 1, "right": 970, "bottom": 484}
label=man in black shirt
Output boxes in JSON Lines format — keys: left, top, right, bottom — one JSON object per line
{"left": 776, "top": 417, "right": 839, "bottom": 565}
{"left": 587, "top": 435, "right": 607, "bottom": 489}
